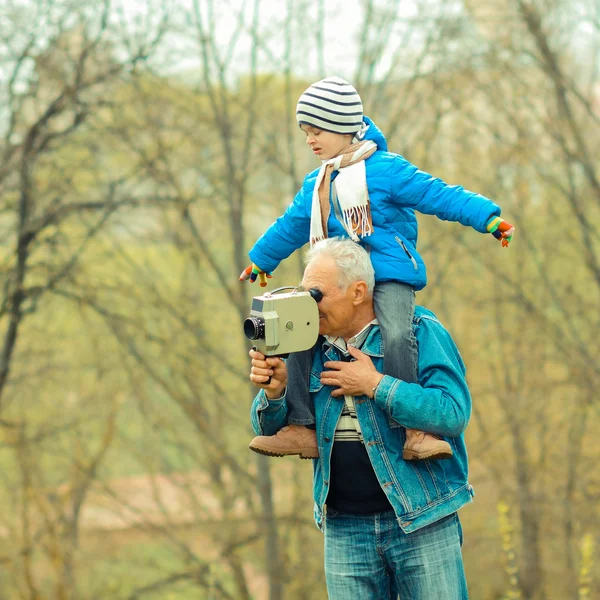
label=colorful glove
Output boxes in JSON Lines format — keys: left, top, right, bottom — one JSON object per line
{"left": 239, "top": 263, "right": 273, "bottom": 287}
{"left": 486, "top": 217, "right": 515, "bottom": 248}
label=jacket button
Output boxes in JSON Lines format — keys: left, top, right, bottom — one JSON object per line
{"left": 324, "top": 437, "right": 331, "bottom": 442}
{"left": 324, "top": 480, "right": 329, "bottom": 486}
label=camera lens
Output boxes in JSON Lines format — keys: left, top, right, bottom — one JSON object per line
{"left": 244, "top": 316, "right": 265, "bottom": 340}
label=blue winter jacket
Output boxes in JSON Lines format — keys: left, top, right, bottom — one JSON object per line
{"left": 250, "top": 307, "right": 474, "bottom": 533}
{"left": 249, "top": 117, "right": 501, "bottom": 290}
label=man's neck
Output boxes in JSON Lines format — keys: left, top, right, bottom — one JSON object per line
{"left": 342, "top": 308, "right": 377, "bottom": 342}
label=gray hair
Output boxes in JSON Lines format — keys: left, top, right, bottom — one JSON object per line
{"left": 304, "top": 237, "right": 375, "bottom": 295}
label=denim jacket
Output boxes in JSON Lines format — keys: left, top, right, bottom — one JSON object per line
{"left": 250, "top": 307, "right": 475, "bottom": 534}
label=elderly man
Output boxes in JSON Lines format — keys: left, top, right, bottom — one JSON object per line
{"left": 248, "top": 238, "right": 473, "bottom": 599}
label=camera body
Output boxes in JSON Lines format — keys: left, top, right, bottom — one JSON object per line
{"left": 244, "top": 287, "right": 320, "bottom": 356}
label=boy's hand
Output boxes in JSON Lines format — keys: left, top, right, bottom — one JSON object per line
{"left": 487, "top": 217, "right": 515, "bottom": 247}
{"left": 239, "top": 263, "right": 273, "bottom": 287}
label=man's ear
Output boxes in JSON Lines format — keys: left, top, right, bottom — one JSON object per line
{"left": 350, "top": 281, "right": 369, "bottom": 305}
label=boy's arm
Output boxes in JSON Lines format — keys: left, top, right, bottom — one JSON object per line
{"left": 250, "top": 389, "right": 289, "bottom": 436}
{"left": 248, "top": 179, "right": 312, "bottom": 274}
{"left": 372, "top": 315, "right": 471, "bottom": 438}
{"left": 390, "top": 155, "right": 501, "bottom": 233}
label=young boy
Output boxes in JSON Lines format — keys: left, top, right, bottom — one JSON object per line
{"left": 240, "top": 76, "right": 514, "bottom": 461}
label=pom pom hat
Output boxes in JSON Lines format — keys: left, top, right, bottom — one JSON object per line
{"left": 296, "top": 77, "right": 364, "bottom": 135}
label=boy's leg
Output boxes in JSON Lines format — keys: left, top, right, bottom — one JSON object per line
{"left": 374, "top": 283, "right": 452, "bottom": 460}
{"left": 285, "top": 350, "right": 316, "bottom": 426}
{"left": 373, "top": 282, "right": 418, "bottom": 383}
{"left": 248, "top": 349, "right": 319, "bottom": 459}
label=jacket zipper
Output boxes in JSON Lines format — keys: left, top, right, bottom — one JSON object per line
{"left": 395, "top": 236, "right": 418, "bottom": 270}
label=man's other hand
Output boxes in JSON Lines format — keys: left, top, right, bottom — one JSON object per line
{"left": 249, "top": 348, "right": 288, "bottom": 399}
{"left": 320, "top": 345, "right": 383, "bottom": 398}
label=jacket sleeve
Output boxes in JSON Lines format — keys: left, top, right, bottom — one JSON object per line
{"left": 390, "top": 155, "right": 501, "bottom": 233}
{"left": 248, "top": 177, "right": 312, "bottom": 273}
{"left": 372, "top": 316, "right": 471, "bottom": 437}
{"left": 250, "top": 389, "right": 289, "bottom": 436}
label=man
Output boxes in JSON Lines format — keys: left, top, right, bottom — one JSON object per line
{"left": 249, "top": 238, "right": 473, "bottom": 599}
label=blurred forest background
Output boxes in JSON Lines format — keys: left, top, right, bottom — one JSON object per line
{"left": 0, "top": 0, "right": 599, "bottom": 598}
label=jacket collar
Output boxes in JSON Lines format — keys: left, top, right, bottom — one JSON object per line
{"left": 322, "top": 320, "right": 384, "bottom": 360}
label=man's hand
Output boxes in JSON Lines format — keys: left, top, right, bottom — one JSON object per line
{"left": 249, "top": 348, "right": 287, "bottom": 399}
{"left": 239, "top": 263, "right": 273, "bottom": 287}
{"left": 320, "top": 345, "right": 383, "bottom": 398}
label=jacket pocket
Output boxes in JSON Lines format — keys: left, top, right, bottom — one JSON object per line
{"left": 309, "top": 371, "right": 324, "bottom": 393}
{"left": 410, "top": 455, "right": 452, "bottom": 502}
{"left": 395, "top": 236, "right": 418, "bottom": 271}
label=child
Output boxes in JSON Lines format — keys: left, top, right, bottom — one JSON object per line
{"left": 240, "top": 76, "right": 514, "bottom": 461}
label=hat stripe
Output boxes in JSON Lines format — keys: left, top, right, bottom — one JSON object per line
{"left": 318, "top": 78, "right": 350, "bottom": 86}
{"left": 310, "top": 84, "right": 359, "bottom": 97}
{"left": 297, "top": 112, "right": 363, "bottom": 129}
{"left": 297, "top": 109, "right": 362, "bottom": 127}
{"left": 301, "top": 92, "right": 362, "bottom": 107}
{"left": 314, "top": 77, "right": 357, "bottom": 88}
{"left": 297, "top": 121, "right": 363, "bottom": 135}
{"left": 297, "top": 100, "right": 363, "bottom": 117}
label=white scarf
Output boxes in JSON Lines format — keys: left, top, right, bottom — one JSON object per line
{"left": 309, "top": 139, "right": 378, "bottom": 245}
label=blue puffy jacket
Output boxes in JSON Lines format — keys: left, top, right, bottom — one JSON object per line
{"left": 249, "top": 117, "right": 501, "bottom": 290}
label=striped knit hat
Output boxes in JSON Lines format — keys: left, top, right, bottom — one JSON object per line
{"left": 296, "top": 77, "right": 363, "bottom": 135}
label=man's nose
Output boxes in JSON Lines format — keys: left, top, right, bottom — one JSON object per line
{"left": 306, "top": 135, "right": 315, "bottom": 146}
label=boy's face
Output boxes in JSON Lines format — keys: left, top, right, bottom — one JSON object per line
{"left": 300, "top": 125, "right": 353, "bottom": 161}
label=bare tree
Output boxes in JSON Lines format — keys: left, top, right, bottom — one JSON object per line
{"left": 0, "top": 0, "right": 167, "bottom": 596}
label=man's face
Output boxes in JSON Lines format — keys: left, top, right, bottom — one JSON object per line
{"left": 302, "top": 256, "right": 357, "bottom": 338}
{"left": 300, "top": 125, "right": 352, "bottom": 161}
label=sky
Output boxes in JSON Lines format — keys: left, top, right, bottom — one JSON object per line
{"left": 115, "top": 0, "right": 432, "bottom": 81}
{"left": 3, "top": 0, "right": 427, "bottom": 135}
{"left": 2, "top": 0, "right": 597, "bottom": 106}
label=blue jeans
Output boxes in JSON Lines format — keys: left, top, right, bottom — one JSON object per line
{"left": 286, "top": 282, "right": 417, "bottom": 425}
{"left": 324, "top": 510, "right": 468, "bottom": 599}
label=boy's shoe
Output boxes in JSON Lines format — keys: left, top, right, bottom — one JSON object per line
{"left": 402, "top": 429, "right": 453, "bottom": 460}
{"left": 249, "top": 425, "right": 319, "bottom": 459}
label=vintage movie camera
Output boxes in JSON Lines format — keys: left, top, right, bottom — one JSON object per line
{"left": 244, "top": 286, "right": 323, "bottom": 357}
